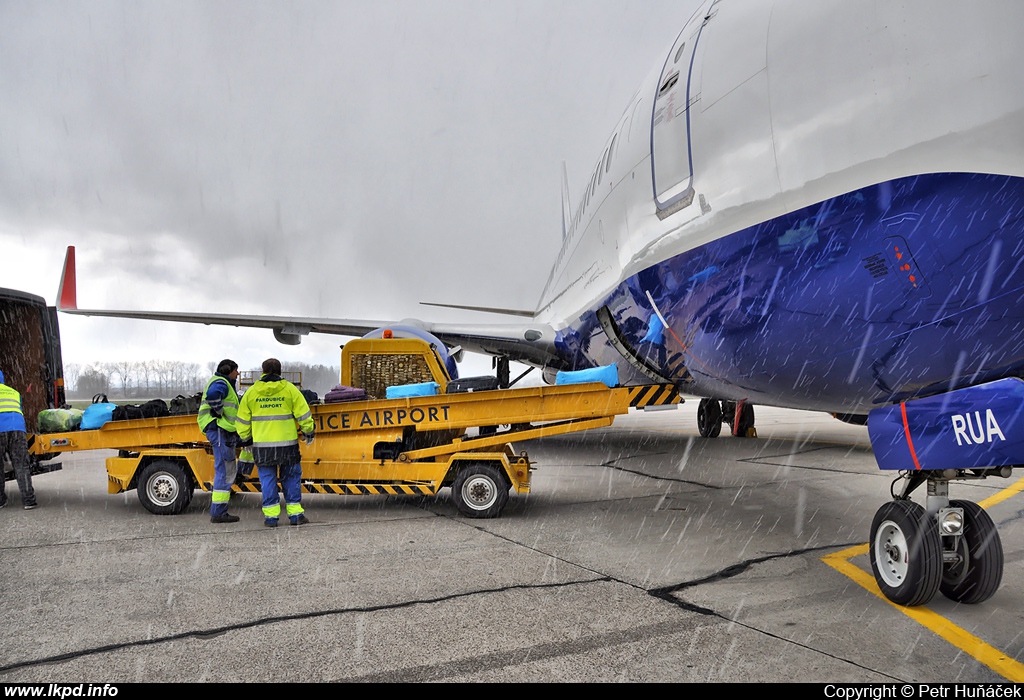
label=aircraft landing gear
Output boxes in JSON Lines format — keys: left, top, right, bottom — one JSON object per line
{"left": 869, "top": 500, "right": 942, "bottom": 606}
{"left": 697, "top": 398, "right": 722, "bottom": 437}
{"left": 696, "top": 398, "right": 755, "bottom": 437}
{"left": 868, "top": 470, "right": 1007, "bottom": 606}
{"left": 939, "top": 499, "right": 1003, "bottom": 604}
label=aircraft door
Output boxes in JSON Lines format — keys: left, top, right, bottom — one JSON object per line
{"left": 652, "top": 5, "right": 710, "bottom": 211}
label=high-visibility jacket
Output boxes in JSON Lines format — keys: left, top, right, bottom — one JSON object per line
{"left": 0, "top": 382, "right": 26, "bottom": 433}
{"left": 198, "top": 375, "right": 240, "bottom": 433}
{"left": 236, "top": 375, "right": 314, "bottom": 468}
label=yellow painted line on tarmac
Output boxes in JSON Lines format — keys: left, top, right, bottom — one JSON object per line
{"left": 977, "top": 476, "right": 1024, "bottom": 510}
{"left": 822, "top": 475, "right": 1024, "bottom": 682}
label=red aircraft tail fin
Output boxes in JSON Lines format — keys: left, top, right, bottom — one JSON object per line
{"left": 57, "top": 246, "right": 77, "bottom": 310}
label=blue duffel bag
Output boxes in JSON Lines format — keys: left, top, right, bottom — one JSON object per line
{"left": 81, "top": 393, "right": 117, "bottom": 430}
{"left": 555, "top": 364, "right": 620, "bottom": 388}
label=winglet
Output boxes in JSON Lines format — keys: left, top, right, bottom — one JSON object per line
{"left": 57, "top": 246, "right": 77, "bottom": 310}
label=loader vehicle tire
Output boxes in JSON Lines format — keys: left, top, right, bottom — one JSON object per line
{"left": 452, "top": 463, "right": 509, "bottom": 519}
{"left": 138, "top": 460, "right": 194, "bottom": 515}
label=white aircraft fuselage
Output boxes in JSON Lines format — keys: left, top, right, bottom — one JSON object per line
{"left": 538, "top": 0, "right": 1024, "bottom": 415}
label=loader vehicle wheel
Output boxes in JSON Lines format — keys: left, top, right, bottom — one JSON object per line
{"left": 939, "top": 500, "right": 1003, "bottom": 604}
{"left": 452, "top": 463, "right": 509, "bottom": 519}
{"left": 137, "top": 460, "right": 193, "bottom": 515}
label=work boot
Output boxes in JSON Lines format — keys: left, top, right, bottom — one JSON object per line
{"left": 264, "top": 519, "right": 279, "bottom": 528}
{"left": 23, "top": 502, "right": 37, "bottom": 510}
{"left": 210, "top": 513, "right": 239, "bottom": 523}
{"left": 290, "top": 514, "right": 310, "bottom": 526}
{"left": 0, "top": 496, "right": 8, "bottom": 509}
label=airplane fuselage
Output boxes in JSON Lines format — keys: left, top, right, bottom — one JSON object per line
{"left": 537, "top": 0, "right": 1024, "bottom": 415}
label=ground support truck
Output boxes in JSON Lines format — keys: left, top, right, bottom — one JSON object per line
{"left": 28, "top": 338, "right": 681, "bottom": 519}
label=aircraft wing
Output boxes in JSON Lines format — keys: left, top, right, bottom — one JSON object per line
{"left": 56, "top": 247, "right": 562, "bottom": 367}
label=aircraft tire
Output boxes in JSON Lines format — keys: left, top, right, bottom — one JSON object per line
{"left": 735, "top": 402, "right": 755, "bottom": 437}
{"left": 870, "top": 500, "right": 942, "bottom": 607}
{"left": 939, "top": 500, "right": 1003, "bottom": 604}
{"left": 137, "top": 460, "right": 194, "bottom": 515}
{"left": 697, "top": 399, "right": 722, "bottom": 438}
{"left": 452, "top": 463, "right": 509, "bottom": 519}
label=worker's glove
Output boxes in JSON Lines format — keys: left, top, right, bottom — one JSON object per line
{"left": 238, "top": 437, "right": 253, "bottom": 448}
{"left": 302, "top": 432, "right": 315, "bottom": 446}
{"left": 209, "top": 407, "right": 223, "bottom": 419}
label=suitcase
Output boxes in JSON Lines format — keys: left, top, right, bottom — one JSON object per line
{"left": 324, "top": 385, "right": 369, "bottom": 403}
{"left": 385, "top": 382, "right": 439, "bottom": 399}
{"left": 445, "top": 376, "right": 500, "bottom": 393}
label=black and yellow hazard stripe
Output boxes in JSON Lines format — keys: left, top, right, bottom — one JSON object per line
{"left": 303, "top": 482, "right": 437, "bottom": 496}
{"left": 627, "top": 384, "right": 682, "bottom": 408}
{"left": 229, "top": 480, "right": 436, "bottom": 496}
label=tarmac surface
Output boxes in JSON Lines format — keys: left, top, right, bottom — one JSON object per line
{"left": 2, "top": 401, "right": 1024, "bottom": 683}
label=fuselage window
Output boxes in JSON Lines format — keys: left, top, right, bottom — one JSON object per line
{"left": 674, "top": 42, "right": 686, "bottom": 64}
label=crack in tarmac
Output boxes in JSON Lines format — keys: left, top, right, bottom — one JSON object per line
{"left": 0, "top": 578, "right": 610, "bottom": 675}
{"left": 339, "top": 619, "right": 702, "bottom": 682}
{"left": 600, "top": 452, "right": 723, "bottom": 488}
{"left": 451, "top": 517, "right": 899, "bottom": 681}
{"left": 3, "top": 440, "right": 907, "bottom": 680}
{"left": 643, "top": 543, "right": 902, "bottom": 682}
{"left": 737, "top": 444, "right": 874, "bottom": 474}
{"left": 2, "top": 513, "right": 896, "bottom": 681}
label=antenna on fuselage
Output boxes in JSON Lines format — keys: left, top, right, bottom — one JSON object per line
{"left": 560, "top": 162, "right": 572, "bottom": 241}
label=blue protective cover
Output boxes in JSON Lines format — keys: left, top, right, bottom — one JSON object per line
{"left": 385, "top": 382, "right": 440, "bottom": 399}
{"left": 868, "top": 377, "right": 1024, "bottom": 471}
{"left": 555, "top": 364, "right": 620, "bottom": 389}
{"left": 81, "top": 402, "right": 117, "bottom": 430}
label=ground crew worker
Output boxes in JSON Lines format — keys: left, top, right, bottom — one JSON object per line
{"left": 235, "top": 358, "right": 314, "bottom": 527}
{"left": 0, "top": 369, "right": 37, "bottom": 510}
{"left": 198, "top": 359, "right": 241, "bottom": 524}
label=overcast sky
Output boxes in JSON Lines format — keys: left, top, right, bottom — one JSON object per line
{"left": 0, "top": 0, "right": 701, "bottom": 376}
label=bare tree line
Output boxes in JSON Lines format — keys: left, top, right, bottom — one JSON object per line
{"left": 64, "top": 361, "right": 341, "bottom": 399}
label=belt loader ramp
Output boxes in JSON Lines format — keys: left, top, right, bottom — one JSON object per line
{"left": 29, "top": 337, "right": 681, "bottom": 519}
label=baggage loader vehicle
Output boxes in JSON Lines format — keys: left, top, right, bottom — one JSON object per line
{"left": 29, "top": 337, "right": 680, "bottom": 519}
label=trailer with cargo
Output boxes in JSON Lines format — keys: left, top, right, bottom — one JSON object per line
{"left": 29, "top": 336, "right": 680, "bottom": 518}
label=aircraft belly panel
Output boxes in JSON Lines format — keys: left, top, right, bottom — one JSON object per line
{"left": 568, "top": 172, "right": 1024, "bottom": 413}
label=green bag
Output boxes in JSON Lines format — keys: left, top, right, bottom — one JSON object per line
{"left": 37, "top": 408, "right": 84, "bottom": 433}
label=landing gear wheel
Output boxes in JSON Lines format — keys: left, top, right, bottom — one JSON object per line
{"left": 734, "top": 402, "right": 755, "bottom": 437}
{"left": 137, "top": 460, "right": 193, "bottom": 515}
{"left": 940, "top": 500, "right": 1003, "bottom": 604}
{"left": 697, "top": 399, "right": 722, "bottom": 438}
{"left": 452, "top": 463, "right": 510, "bottom": 519}
{"left": 870, "top": 500, "right": 942, "bottom": 606}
